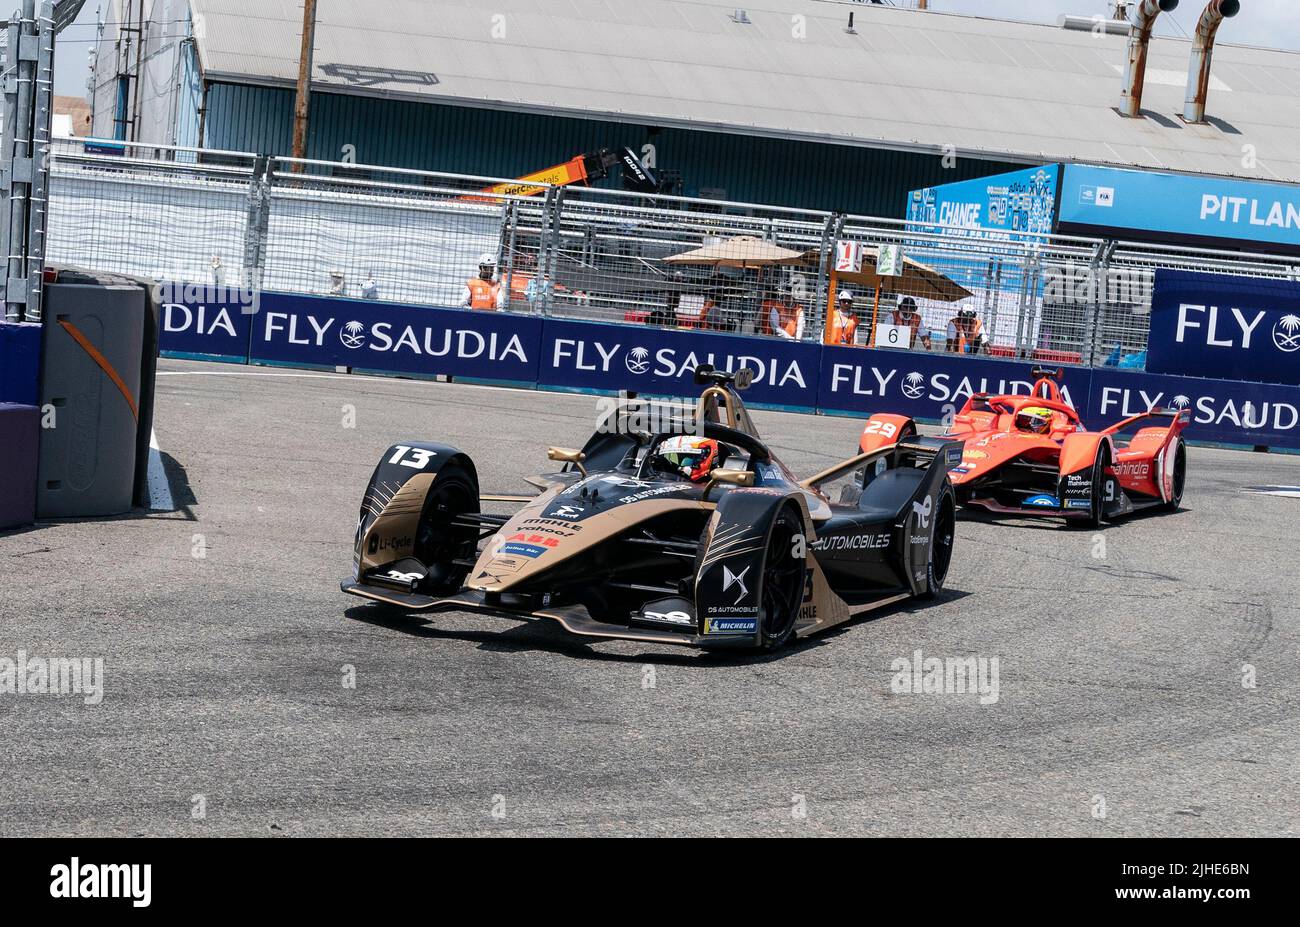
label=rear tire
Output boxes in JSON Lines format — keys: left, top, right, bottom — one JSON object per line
{"left": 413, "top": 464, "right": 479, "bottom": 594}
{"left": 1163, "top": 439, "right": 1187, "bottom": 511}
{"left": 758, "top": 505, "right": 807, "bottom": 651}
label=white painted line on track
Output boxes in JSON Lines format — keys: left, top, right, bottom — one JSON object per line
{"left": 1242, "top": 486, "right": 1300, "bottom": 498}
{"left": 147, "top": 428, "right": 175, "bottom": 511}
{"left": 154, "top": 369, "right": 526, "bottom": 395}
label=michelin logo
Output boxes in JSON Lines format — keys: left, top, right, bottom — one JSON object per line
{"left": 705, "top": 616, "right": 758, "bottom": 635}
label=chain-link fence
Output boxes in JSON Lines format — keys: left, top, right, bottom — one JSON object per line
{"left": 40, "top": 136, "right": 1300, "bottom": 370}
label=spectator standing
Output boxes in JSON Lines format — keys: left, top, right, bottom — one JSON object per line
{"left": 946, "top": 309, "right": 986, "bottom": 354}
{"left": 462, "top": 253, "right": 506, "bottom": 310}
{"left": 525, "top": 271, "right": 553, "bottom": 312}
{"left": 891, "top": 296, "right": 931, "bottom": 350}
{"left": 327, "top": 270, "right": 346, "bottom": 297}
{"left": 827, "top": 290, "right": 859, "bottom": 346}
{"left": 762, "top": 287, "right": 805, "bottom": 340}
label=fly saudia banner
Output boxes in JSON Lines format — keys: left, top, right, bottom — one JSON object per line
{"left": 156, "top": 288, "right": 1300, "bottom": 449}
{"left": 1147, "top": 268, "right": 1300, "bottom": 388}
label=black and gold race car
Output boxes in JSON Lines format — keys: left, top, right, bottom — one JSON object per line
{"left": 342, "top": 367, "right": 960, "bottom": 651}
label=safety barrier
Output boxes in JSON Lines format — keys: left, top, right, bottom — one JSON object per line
{"left": 41, "top": 137, "right": 1300, "bottom": 368}
{"left": 159, "top": 289, "right": 1300, "bottom": 451}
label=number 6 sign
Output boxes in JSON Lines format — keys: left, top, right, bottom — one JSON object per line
{"left": 874, "top": 323, "right": 910, "bottom": 349}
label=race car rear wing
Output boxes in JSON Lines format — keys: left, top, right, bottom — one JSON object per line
{"left": 802, "top": 435, "right": 961, "bottom": 490}
{"left": 1100, "top": 406, "right": 1191, "bottom": 437}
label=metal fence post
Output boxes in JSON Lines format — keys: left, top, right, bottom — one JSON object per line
{"left": 242, "top": 155, "right": 271, "bottom": 304}
{"left": 3, "top": 0, "right": 38, "bottom": 321}
{"left": 1080, "top": 240, "right": 1111, "bottom": 367}
{"left": 499, "top": 198, "right": 518, "bottom": 311}
{"left": 538, "top": 185, "right": 563, "bottom": 318}
{"left": 811, "top": 212, "right": 841, "bottom": 340}
{"left": 21, "top": 1, "right": 53, "bottom": 318}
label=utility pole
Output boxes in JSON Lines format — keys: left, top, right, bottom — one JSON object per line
{"left": 290, "top": 0, "right": 317, "bottom": 171}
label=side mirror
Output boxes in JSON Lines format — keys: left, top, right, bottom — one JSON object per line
{"left": 702, "top": 467, "right": 754, "bottom": 501}
{"left": 547, "top": 446, "right": 587, "bottom": 477}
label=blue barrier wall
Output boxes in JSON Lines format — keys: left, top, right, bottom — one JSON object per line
{"left": 156, "top": 291, "right": 1300, "bottom": 450}
{"left": 0, "top": 321, "right": 42, "bottom": 406}
{"left": 1148, "top": 269, "right": 1300, "bottom": 387}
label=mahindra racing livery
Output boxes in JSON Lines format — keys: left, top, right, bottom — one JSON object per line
{"left": 859, "top": 367, "right": 1190, "bottom": 527}
{"left": 342, "top": 366, "right": 960, "bottom": 650}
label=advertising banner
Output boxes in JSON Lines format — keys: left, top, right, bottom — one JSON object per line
{"left": 1147, "top": 268, "right": 1300, "bottom": 388}
{"left": 537, "top": 318, "right": 823, "bottom": 410}
{"left": 817, "top": 343, "right": 1092, "bottom": 420}
{"left": 1058, "top": 165, "right": 1300, "bottom": 254}
{"left": 1088, "top": 367, "right": 1300, "bottom": 449}
{"left": 152, "top": 288, "right": 1300, "bottom": 450}
{"left": 248, "top": 293, "right": 542, "bottom": 384}
{"left": 905, "top": 165, "right": 1059, "bottom": 241}
{"left": 158, "top": 285, "right": 256, "bottom": 360}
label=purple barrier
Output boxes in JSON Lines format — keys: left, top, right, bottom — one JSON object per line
{"left": 0, "top": 403, "right": 39, "bottom": 529}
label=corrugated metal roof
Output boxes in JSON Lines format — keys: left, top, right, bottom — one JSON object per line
{"left": 188, "top": 0, "right": 1300, "bottom": 183}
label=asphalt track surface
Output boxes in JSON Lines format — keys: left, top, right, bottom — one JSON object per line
{"left": 3, "top": 357, "right": 1299, "bottom": 837}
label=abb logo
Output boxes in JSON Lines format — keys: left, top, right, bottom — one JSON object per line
{"left": 508, "top": 533, "right": 560, "bottom": 548}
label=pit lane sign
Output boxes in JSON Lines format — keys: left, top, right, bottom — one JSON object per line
{"left": 1147, "top": 268, "right": 1300, "bottom": 388}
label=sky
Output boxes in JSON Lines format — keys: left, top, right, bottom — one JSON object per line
{"left": 51, "top": 0, "right": 1300, "bottom": 96}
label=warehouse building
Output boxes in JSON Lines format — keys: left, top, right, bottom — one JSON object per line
{"left": 85, "top": 0, "right": 1300, "bottom": 217}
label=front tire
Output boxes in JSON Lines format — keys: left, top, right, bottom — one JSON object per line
{"left": 1074, "top": 443, "right": 1112, "bottom": 530}
{"left": 758, "top": 505, "right": 807, "bottom": 651}
{"left": 920, "top": 491, "right": 956, "bottom": 599}
{"left": 413, "top": 463, "right": 479, "bottom": 594}
{"left": 1163, "top": 438, "right": 1187, "bottom": 511}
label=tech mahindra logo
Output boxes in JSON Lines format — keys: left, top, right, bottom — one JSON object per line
{"left": 1175, "top": 304, "right": 1300, "bottom": 357}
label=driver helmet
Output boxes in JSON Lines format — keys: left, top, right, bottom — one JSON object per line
{"left": 653, "top": 435, "right": 722, "bottom": 483}
{"left": 1015, "top": 405, "right": 1054, "bottom": 434}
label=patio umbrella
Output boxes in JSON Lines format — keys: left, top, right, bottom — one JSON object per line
{"left": 664, "top": 236, "right": 807, "bottom": 269}
{"left": 814, "top": 250, "right": 973, "bottom": 303}
{"left": 814, "top": 245, "right": 973, "bottom": 346}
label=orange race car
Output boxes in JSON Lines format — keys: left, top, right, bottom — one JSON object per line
{"left": 858, "top": 367, "right": 1190, "bottom": 527}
